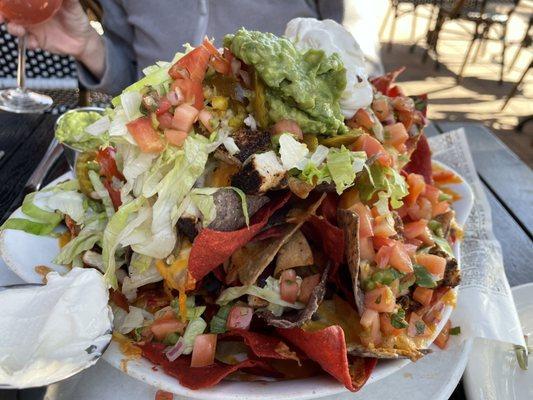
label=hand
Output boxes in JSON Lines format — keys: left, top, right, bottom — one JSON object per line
{"left": 0, "top": 0, "right": 105, "bottom": 79}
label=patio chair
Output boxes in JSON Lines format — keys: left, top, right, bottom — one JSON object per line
{"left": 424, "top": 0, "right": 520, "bottom": 83}
{"left": 500, "top": 17, "right": 532, "bottom": 111}
{"left": 380, "top": 0, "right": 440, "bottom": 52}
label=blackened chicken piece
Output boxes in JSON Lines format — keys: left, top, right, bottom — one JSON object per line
{"left": 231, "top": 151, "right": 286, "bottom": 194}
{"left": 207, "top": 188, "right": 269, "bottom": 232}
{"left": 442, "top": 257, "right": 461, "bottom": 288}
{"left": 231, "top": 127, "right": 272, "bottom": 163}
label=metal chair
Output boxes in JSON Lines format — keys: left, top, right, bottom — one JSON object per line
{"left": 424, "top": 0, "right": 520, "bottom": 83}
{"left": 380, "top": 0, "right": 440, "bottom": 52}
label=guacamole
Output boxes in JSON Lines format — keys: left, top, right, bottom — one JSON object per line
{"left": 55, "top": 110, "right": 105, "bottom": 151}
{"left": 224, "top": 29, "right": 348, "bottom": 135}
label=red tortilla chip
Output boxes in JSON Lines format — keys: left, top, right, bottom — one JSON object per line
{"left": 302, "top": 215, "right": 344, "bottom": 265}
{"left": 277, "top": 325, "right": 371, "bottom": 391}
{"left": 188, "top": 193, "right": 291, "bottom": 281}
{"left": 140, "top": 342, "right": 275, "bottom": 389}
{"left": 403, "top": 134, "right": 434, "bottom": 184}
{"left": 370, "top": 67, "right": 406, "bottom": 97}
{"left": 222, "top": 329, "right": 301, "bottom": 362}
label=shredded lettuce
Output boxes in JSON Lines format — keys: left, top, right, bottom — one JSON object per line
{"left": 279, "top": 133, "right": 309, "bottom": 170}
{"left": 229, "top": 187, "right": 249, "bottom": 227}
{"left": 210, "top": 304, "right": 232, "bottom": 334}
{"left": 117, "top": 306, "right": 149, "bottom": 334}
{"left": 43, "top": 191, "right": 86, "bottom": 224}
{"left": 189, "top": 188, "right": 218, "bottom": 227}
{"left": 130, "top": 252, "right": 154, "bottom": 273}
{"left": 132, "top": 135, "right": 209, "bottom": 259}
{"left": 326, "top": 147, "right": 366, "bottom": 194}
{"left": 88, "top": 170, "right": 115, "bottom": 219}
{"left": 181, "top": 317, "right": 207, "bottom": 355}
{"left": 102, "top": 196, "right": 148, "bottom": 288}
{"left": 359, "top": 163, "right": 409, "bottom": 209}
{"left": 121, "top": 262, "right": 162, "bottom": 301}
{"left": 216, "top": 276, "right": 304, "bottom": 312}
{"left": 112, "top": 64, "right": 172, "bottom": 107}
{"left": 53, "top": 230, "right": 101, "bottom": 265}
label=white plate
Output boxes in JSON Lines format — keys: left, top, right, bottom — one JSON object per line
{"left": 0, "top": 162, "right": 473, "bottom": 399}
{"left": 464, "top": 282, "right": 533, "bottom": 400}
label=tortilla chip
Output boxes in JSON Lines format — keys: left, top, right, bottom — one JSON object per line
{"left": 140, "top": 342, "right": 277, "bottom": 389}
{"left": 337, "top": 209, "right": 364, "bottom": 316}
{"left": 235, "top": 194, "right": 326, "bottom": 286}
{"left": 370, "top": 67, "right": 406, "bottom": 97}
{"left": 222, "top": 329, "right": 300, "bottom": 362}
{"left": 404, "top": 134, "right": 433, "bottom": 184}
{"left": 302, "top": 215, "right": 344, "bottom": 265}
{"left": 348, "top": 345, "right": 429, "bottom": 361}
{"left": 188, "top": 192, "right": 291, "bottom": 282}
{"left": 274, "top": 230, "right": 314, "bottom": 276}
{"left": 276, "top": 325, "right": 374, "bottom": 392}
{"left": 258, "top": 263, "right": 330, "bottom": 329}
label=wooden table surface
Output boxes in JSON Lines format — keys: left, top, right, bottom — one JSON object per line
{"left": 0, "top": 113, "right": 532, "bottom": 400}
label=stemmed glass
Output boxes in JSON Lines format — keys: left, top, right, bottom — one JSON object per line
{"left": 0, "top": 0, "right": 63, "bottom": 113}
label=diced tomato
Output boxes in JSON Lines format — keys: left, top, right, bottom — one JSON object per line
{"left": 202, "top": 38, "right": 231, "bottom": 75}
{"left": 127, "top": 117, "right": 165, "bottom": 154}
{"left": 432, "top": 201, "right": 450, "bottom": 217}
{"left": 155, "top": 390, "right": 174, "bottom": 400}
{"left": 352, "top": 133, "right": 392, "bottom": 167}
{"left": 96, "top": 147, "right": 124, "bottom": 181}
{"left": 157, "top": 112, "right": 174, "bottom": 130}
{"left": 273, "top": 119, "right": 303, "bottom": 140}
{"left": 407, "top": 197, "right": 433, "bottom": 221}
{"left": 407, "top": 312, "right": 430, "bottom": 338}
{"left": 413, "top": 286, "right": 434, "bottom": 306}
{"left": 350, "top": 203, "right": 374, "bottom": 238}
{"left": 226, "top": 306, "right": 253, "bottom": 330}
{"left": 434, "top": 320, "right": 451, "bottom": 350}
{"left": 164, "top": 129, "right": 188, "bottom": 147}
{"left": 364, "top": 286, "right": 396, "bottom": 313}
{"left": 373, "top": 236, "right": 395, "bottom": 250}
{"left": 389, "top": 243, "right": 413, "bottom": 273}
{"left": 348, "top": 108, "right": 375, "bottom": 130}
{"left": 360, "top": 237, "right": 376, "bottom": 261}
{"left": 384, "top": 122, "right": 409, "bottom": 150}
{"left": 156, "top": 97, "right": 172, "bottom": 116}
{"left": 172, "top": 103, "right": 199, "bottom": 133}
{"left": 103, "top": 180, "right": 122, "bottom": 210}
{"left": 397, "top": 110, "right": 414, "bottom": 131}
{"left": 198, "top": 109, "right": 213, "bottom": 132}
{"left": 375, "top": 244, "right": 393, "bottom": 269}
{"left": 380, "top": 313, "right": 404, "bottom": 336}
{"left": 424, "top": 184, "right": 440, "bottom": 205}
{"left": 373, "top": 215, "right": 396, "bottom": 238}
{"left": 171, "top": 79, "right": 204, "bottom": 110}
{"left": 280, "top": 269, "right": 299, "bottom": 304}
{"left": 371, "top": 98, "right": 390, "bottom": 122}
{"left": 361, "top": 309, "right": 382, "bottom": 347}
{"left": 403, "top": 219, "right": 428, "bottom": 240}
{"left": 360, "top": 308, "right": 379, "bottom": 329}
{"left": 392, "top": 96, "right": 414, "bottom": 112}
{"left": 191, "top": 333, "right": 217, "bottom": 368}
{"left": 150, "top": 318, "right": 187, "bottom": 340}
{"left": 170, "top": 45, "right": 210, "bottom": 82}
{"left": 298, "top": 274, "right": 321, "bottom": 303}
{"left": 406, "top": 173, "right": 426, "bottom": 205}
{"left": 416, "top": 254, "right": 446, "bottom": 279}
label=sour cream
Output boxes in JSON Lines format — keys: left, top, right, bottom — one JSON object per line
{"left": 0, "top": 268, "right": 112, "bottom": 388}
{"left": 285, "top": 18, "right": 373, "bottom": 118}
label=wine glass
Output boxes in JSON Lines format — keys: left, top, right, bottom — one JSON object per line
{"left": 0, "top": 0, "right": 63, "bottom": 113}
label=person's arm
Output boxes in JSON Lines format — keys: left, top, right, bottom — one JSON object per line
{"left": 315, "top": 0, "right": 344, "bottom": 23}
{"left": 0, "top": 0, "right": 106, "bottom": 78}
{"left": 76, "top": 0, "right": 137, "bottom": 95}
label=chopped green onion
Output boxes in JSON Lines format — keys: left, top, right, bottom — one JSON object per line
{"left": 449, "top": 326, "right": 461, "bottom": 335}
{"left": 210, "top": 304, "right": 232, "bottom": 334}
{"left": 414, "top": 264, "right": 438, "bottom": 288}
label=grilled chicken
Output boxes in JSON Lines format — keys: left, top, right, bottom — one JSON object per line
{"left": 231, "top": 151, "right": 286, "bottom": 194}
